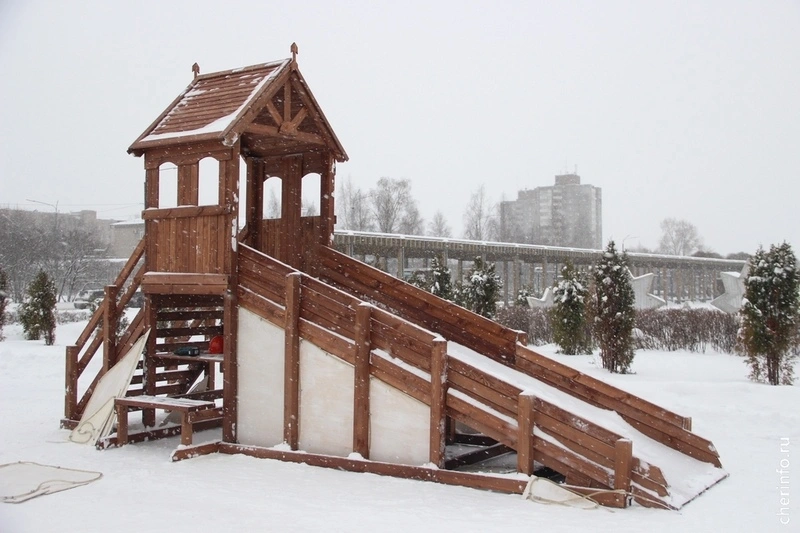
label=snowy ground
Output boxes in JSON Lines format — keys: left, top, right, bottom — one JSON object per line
{"left": 1, "top": 320, "right": 798, "bottom": 532}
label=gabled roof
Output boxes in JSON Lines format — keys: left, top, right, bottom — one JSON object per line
{"left": 128, "top": 58, "right": 347, "bottom": 161}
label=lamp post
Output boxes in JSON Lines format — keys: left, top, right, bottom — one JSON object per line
{"left": 622, "top": 234, "right": 638, "bottom": 252}
{"left": 26, "top": 199, "right": 59, "bottom": 235}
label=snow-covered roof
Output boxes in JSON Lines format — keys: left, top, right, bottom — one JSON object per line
{"left": 128, "top": 58, "right": 347, "bottom": 161}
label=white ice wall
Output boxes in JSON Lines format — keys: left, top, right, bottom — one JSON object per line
{"left": 369, "top": 377, "right": 430, "bottom": 465}
{"left": 236, "top": 307, "right": 430, "bottom": 464}
{"left": 236, "top": 308, "right": 285, "bottom": 447}
{"left": 298, "top": 340, "right": 354, "bottom": 456}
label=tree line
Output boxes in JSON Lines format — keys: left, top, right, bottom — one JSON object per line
{"left": 0, "top": 209, "right": 106, "bottom": 302}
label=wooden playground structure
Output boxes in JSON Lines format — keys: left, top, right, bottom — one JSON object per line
{"left": 63, "top": 48, "right": 726, "bottom": 509}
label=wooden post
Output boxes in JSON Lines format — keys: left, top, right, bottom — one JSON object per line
{"left": 683, "top": 416, "right": 692, "bottom": 432}
{"left": 517, "top": 393, "right": 535, "bottom": 475}
{"left": 142, "top": 295, "right": 158, "bottom": 427}
{"left": 429, "top": 339, "right": 448, "bottom": 468}
{"left": 281, "top": 156, "right": 303, "bottom": 269}
{"left": 397, "top": 246, "right": 404, "bottom": 279}
{"left": 503, "top": 260, "right": 509, "bottom": 306}
{"left": 102, "top": 284, "right": 119, "bottom": 373}
{"left": 65, "top": 345, "right": 78, "bottom": 420}
{"left": 353, "top": 303, "right": 372, "bottom": 458}
{"left": 245, "top": 158, "right": 263, "bottom": 249}
{"left": 222, "top": 282, "right": 239, "bottom": 443}
{"left": 144, "top": 166, "right": 160, "bottom": 209}
{"left": 177, "top": 162, "right": 199, "bottom": 206}
{"left": 614, "top": 438, "right": 633, "bottom": 506}
{"left": 284, "top": 273, "right": 302, "bottom": 449}
{"left": 320, "top": 154, "right": 335, "bottom": 246}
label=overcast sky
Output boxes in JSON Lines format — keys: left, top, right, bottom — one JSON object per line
{"left": 1, "top": 1, "right": 798, "bottom": 255}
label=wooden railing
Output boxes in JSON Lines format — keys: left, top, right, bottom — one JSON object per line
{"left": 237, "top": 244, "right": 671, "bottom": 507}
{"left": 311, "top": 245, "right": 721, "bottom": 470}
{"left": 312, "top": 245, "right": 523, "bottom": 364}
{"left": 64, "top": 238, "right": 147, "bottom": 424}
{"left": 143, "top": 205, "right": 233, "bottom": 274}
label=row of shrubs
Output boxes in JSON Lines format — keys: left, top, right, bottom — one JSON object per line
{"left": 496, "top": 306, "right": 787, "bottom": 355}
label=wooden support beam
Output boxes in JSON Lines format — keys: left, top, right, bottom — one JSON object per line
{"left": 284, "top": 273, "right": 302, "bottom": 449}
{"left": 102, "top": 284, "right": 119, "bottom": 373}
{"left": 429, "top": 339, "right": 448, "bottom": 468}
{"left": 319, "top": 155, "right": 335, "bottom": 246}
{"left": 353, "top": 303, "right": 371, "bottom": 458}
{"left": 517, "top": 392, "right": 535, "bottom": 475}
{"left": 222, "top": 281, "right": 239, "bottom": 443}
{"left": 614, "top": 438, "right": 633, "bottom": 507}
{"left": 219, "top": 443, "right": 529, "bottom": 495}
{"left": 280, "top": 155, "right": 303, "bottom": 268}
{"left": 65, "top": 345, "right": 78, "bottom": 420}
{"left": 177, "top": 162, "right": 199, "bottom": 206}
{"left": 145, "top": 167, "right": 160, "bottom": 209}
{"left": 142, "top": 296, "right": 158, "bottom": 427}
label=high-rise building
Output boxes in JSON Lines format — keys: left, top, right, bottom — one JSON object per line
{"left": 499, "top": 173, "right": 602, "bottom": 249}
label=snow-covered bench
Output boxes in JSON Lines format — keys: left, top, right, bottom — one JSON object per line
{"left": 115, "top": 395, "right": 220, "bottom": 446}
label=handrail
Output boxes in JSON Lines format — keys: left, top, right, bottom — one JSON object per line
{"left": 64, "top": 237, "right": 146, "bottom": 421}
{"left": 312, "top": 244, "right": 719, "bottom": 467}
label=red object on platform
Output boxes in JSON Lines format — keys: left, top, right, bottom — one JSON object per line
{"left": 208, "top": 335, "right": 224, "bottom": 354}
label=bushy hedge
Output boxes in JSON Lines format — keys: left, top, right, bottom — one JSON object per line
{"left": 497, "top": 306, "right": 746, "bottom": 355}
{"left": 633, "top": 308, "right": 738, "bottom": 353}
{"left": 496, "top": 307, "right": 553, "bottom": 346}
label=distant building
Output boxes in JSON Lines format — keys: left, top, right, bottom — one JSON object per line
{"left": 499, "top": 173, "right": 602, "bottom": 249}
{"left": 0, "top": 207, "right": 117, "bottom": 251}
{"left": 108, "top": 219, "right": 145, "bottom": 258}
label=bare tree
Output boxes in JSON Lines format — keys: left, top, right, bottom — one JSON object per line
{"left": 399, "top": 202, "right": 424, "bottom": 235}
{"left": 302, "top": 200, "right": 318, "bottom": 217}
{"left": 428, "top": 211, "right": 452, "bottom": 238}
{"left": 265, "top": 189, "right": 281, "bottom": 219}
{"left": 336, "top": 177, "right": 374, "bottom": 231}
{"left": 658, "top": 218, "right": 703, "bottom": 256}
{"left": 462, "top": 185, "right": 498, "bottom": 241}
{"left": 370, "top": 177, "right": 419, "bottom": 234}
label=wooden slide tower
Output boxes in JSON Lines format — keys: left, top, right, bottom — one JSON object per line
{"left": 64, "top": 49, "right": 726, "bottom": 509}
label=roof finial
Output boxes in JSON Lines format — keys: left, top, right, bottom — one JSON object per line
{"left": 291, "top": 42, "right": 298, "bottom": 62}
{"left": 192, "top": 62, "right": 200, "bottom": 78}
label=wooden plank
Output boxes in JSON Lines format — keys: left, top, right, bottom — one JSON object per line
{"left": 155, "top": 325, "right": 223, "bottom": 338}
{"left": 284, "top": 273, "right": 302, "bottom": 449}
{"left": 444, "top": 443, "right": 514, "bottom": 470}
{"left": 353, "top": 304, "right": 371, "bottom": 458}
{"left": 369, "top": 355, "right": 428, "bottom": 404}
{"left": 429, "top": 339, "right": 448, "bottom": 468}
{"left": 297, "top": 320, "right": 354, "bottom": 365}
{"left": 446, "top": 394, "right": 516, "bottom": 448}
{"left": 533, "top": 411, "right": 616, "bottom": 469}
{"left": 299, "top": 288, "right": 356, "bottom": 338}
{"left": 532, "top": 397, "right": 621, "bottom": 446}
{"left": 142, "top": 204, "right": 231, "bottom": 220}
{"left": 102, "top": 284, "right": 119, "bottom": 371}
{"left": 237, "top": 286, "right": 285, "bottom": 326}
{"left": 447, "top": 366, "right": 518, "bottom": 419}
{"left": 157, "top": 309, "right": 224, "bottom": 322}
{"left": 517, "top": 393, "right": 535, "bottom": 475}
{"left": 532, "top": 436, "right": 612, "bottom": 489}
{"left": 171, "top": 441, "right": 221, "bottom": 462}
{"left": 218, "top": 443, "right": 529, "bottom": 495}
